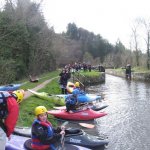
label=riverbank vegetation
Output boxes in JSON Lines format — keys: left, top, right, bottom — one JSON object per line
{"left": 20, "top": 71, "right": 59, "bottom": 90}
{"left": 1, "top": 0, "right": 150, "bottom": 85}
{"left": 113, "top": 66, "right": 150, "bottom": 73}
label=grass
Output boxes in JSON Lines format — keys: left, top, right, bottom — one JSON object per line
{"left": 132, "top": 67, "right": 150, "bottom": 73}
{"left": 20, "top": 71, "right": 59, "bottom": 90}
{"left": 114, "top": 67, "right": 150, "bottom": 73}
{"left": 75, "top": 70, "right": 101, "bottom": 77}
{"left": 17, "top": 70, "right": 100, "bottom": 127}
{"left": 17, "top": 71, "right": 61, "bottom": 127}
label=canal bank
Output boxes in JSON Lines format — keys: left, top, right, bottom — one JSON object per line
{"left": 106, "top": 69, "right": 150, "bottom": 82}
{"left": 72, "top": 71, "right": 105, "bottom": 87}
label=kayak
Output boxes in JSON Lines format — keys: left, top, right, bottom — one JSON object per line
{"left": 66, "top": 81, "right": 75, "bottom": 93}
{"left": 28, "top": 89, "right": 65, "bottom": 106}
{"left": 6, "top": 134, "right": 90, "bottom": 150}
{"left": 28, "top": 89, "right": 102, "bottom": 105}
{"left": 0, "top": 84, "right": 21, "bottom": 91}
{"left": 57, "top": 93, "right": 102, "bottom": 103}
{"left": 12, "top": 127, "right": 108, "bottom": 149}
{"left": 47, "top": 108, "right": 107, "bottom": 121}
{"left": 53, "top": 103, "right": 109, "bottom": 111}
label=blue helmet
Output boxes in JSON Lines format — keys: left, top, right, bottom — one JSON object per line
{"left": 72, "top": 89, "right": 79, "bottom": 96}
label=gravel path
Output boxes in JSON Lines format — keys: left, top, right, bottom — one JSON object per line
{"left": 24, "top": 76, "right": 58, "bottom": 99}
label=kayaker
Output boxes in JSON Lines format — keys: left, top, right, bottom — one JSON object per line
{"left": 74, "top": 82, "right": 85, "bottom": 94}
{"left": 31, "top": 106, "right": 65, "bottom": 150}
{"left": 65, "top": 89, "right": 78, "bottom": 113}
{"left": 0, "top": 90, "right": 24, "bottom": 150}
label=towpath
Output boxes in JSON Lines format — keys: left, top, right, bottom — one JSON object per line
{"left": 24, "top": 76, "right": 58, "bottom": 99}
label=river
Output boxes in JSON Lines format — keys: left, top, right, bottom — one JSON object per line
{"left": 87, "top": 74, "right": 150, "bottom": 150}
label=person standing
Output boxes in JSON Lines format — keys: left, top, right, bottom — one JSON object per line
{"left": 0, "top": 90, "right": 24, "bottom": 150}
{"left": 59, "top": 69, "right": 70, "bottom": 94}
{"left": 125, "top": 64, "right": 131, "bottom": 80}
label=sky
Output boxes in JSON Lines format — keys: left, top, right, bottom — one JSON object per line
{"left": 0, "top": 0, "right": 150, "bottom": 50}
{"left": 40, "top": 0, "right": 150, "bottom": 51}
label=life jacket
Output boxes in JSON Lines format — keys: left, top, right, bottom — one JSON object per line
{"left": 31, "top": 119, "right": 55, "bottom": 150}
{"left": 0, "top": 91, "right": 11, "bottom": 119}
{"left": 0, "top": 91, "right": 12, "bottom": 133}
{"left": 65, "top": 95, "right": 77, "bottom": 105}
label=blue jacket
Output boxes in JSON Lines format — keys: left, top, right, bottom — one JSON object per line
{"left": 65, "top": 94, "right": 77, "bottom": 105}
{"left": 31, "top": 119, "right": 61, "bottom": 150}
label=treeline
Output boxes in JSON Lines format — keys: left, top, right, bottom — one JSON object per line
{"left": 0, "top": 0, "right": 56, "bottom": 84}
{"left": 0, "top": 0, "right": 147, "bottom": 84}
{"left": 64, "top": 23, "right": 146, "bottom": 68}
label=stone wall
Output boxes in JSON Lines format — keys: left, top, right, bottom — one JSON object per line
{"left": 72, "top": 72, "right": 105, "bottom": 86}
{"left": 106, "top": 69, "right": 150, "bottom": 82}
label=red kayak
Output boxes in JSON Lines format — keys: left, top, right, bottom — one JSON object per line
{"left": 47, "top": 108, "right": 107, "bottom": 121}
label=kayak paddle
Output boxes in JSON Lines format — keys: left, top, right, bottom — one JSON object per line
{"left": 49, "top": 117, "right": 95, "bottom": 129}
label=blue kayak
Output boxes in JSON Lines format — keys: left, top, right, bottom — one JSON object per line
{"left": 0, "top": 84, "right": 21, "bottom": 91}
{"left": 56, "top": 93, "right": 102, "bottom": 103}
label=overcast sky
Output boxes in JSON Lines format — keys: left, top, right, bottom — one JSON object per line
{"left": 40, "top": 0, "right": 150, "bottom": 50}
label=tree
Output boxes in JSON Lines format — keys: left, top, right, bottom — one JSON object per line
{"left": 131, "top": 22, "right": 140, "bottom": 66}
{"left": 66, "top": 23, "right": 78, "bottom": 40}
{"left": 140, "top": 18, "right": 150, "bottom": 69}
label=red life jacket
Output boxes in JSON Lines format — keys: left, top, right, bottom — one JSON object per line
{"left": 0, "top": 91, "right": 19, "bottom": 137}
{"left": 31, "top": 119, "right": 54, "bottom": 150}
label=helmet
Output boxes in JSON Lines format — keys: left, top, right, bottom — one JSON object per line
{"left": 72, "top": 89, "right": 79, "bottom": 96}
{"left": 75, "top": 82, "right": 80, "bottom": 87}
{"left": 12, "top": 89, "right": 24, "bottom": 104}
{"left": 35, "top": 106, "right": 48, "bottom": 116}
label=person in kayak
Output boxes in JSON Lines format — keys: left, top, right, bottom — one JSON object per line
{"left": 31, "top": 106, "right": 65, "bottom": 150}
{"left": 65, "top": 89, "right": 78, "bottom": 113}
{"left": 74, "top": 82, "right": 85, "bottom": 94}
{"left": 0, "top": 90, "right": 24, "bottom": 150}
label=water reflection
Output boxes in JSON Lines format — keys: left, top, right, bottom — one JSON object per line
{"left": 88, "top": 74, "right": 150, "bottom": 150}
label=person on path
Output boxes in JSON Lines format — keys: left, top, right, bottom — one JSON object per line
{"left": 59, "top": 69, "right": 71, "bottom": 94}
{"left": 0, "top": 90, "right": 24, "bottom": 150}
{"left": 31, "top": 106, "right": 65, "bottom": 150}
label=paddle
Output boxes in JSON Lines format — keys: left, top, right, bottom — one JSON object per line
{"left": 49, "top": 117, "right": 95, "bottom": 129}
{"left": 60, "top": 121, "right": 68, "bottom": 149}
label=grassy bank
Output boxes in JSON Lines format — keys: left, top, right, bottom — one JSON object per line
{"left": 17, "top": 70, "right": 101, "bottom": 127}
{"left": 20, "top": 71, "right": 59, "bottom": 90}
{"left": 114, "top": 67, "right": 150, "bottom": 73}
{"left": 17, "top": 71, "right": 61, "bottom": 127}
{"left": 79, "top": 70, "right": 102, "bottom": 77}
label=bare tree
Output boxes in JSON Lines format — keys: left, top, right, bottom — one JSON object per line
{"left": 131, "top": 22, "right": 140, "bottom": 66}
{"left": 140, "top": 18, "right": 150, "bottom": 69}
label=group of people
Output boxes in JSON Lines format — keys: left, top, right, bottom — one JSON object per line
{"left": 0, "top": 68, "right": 85, "bottom": 150}
{"left": 0, "top": 89, "right": 66, "bottom": 150}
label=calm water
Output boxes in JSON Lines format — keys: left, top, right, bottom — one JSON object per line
{"left": 87, "top": 74, "right": 150, "bottom": 150}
